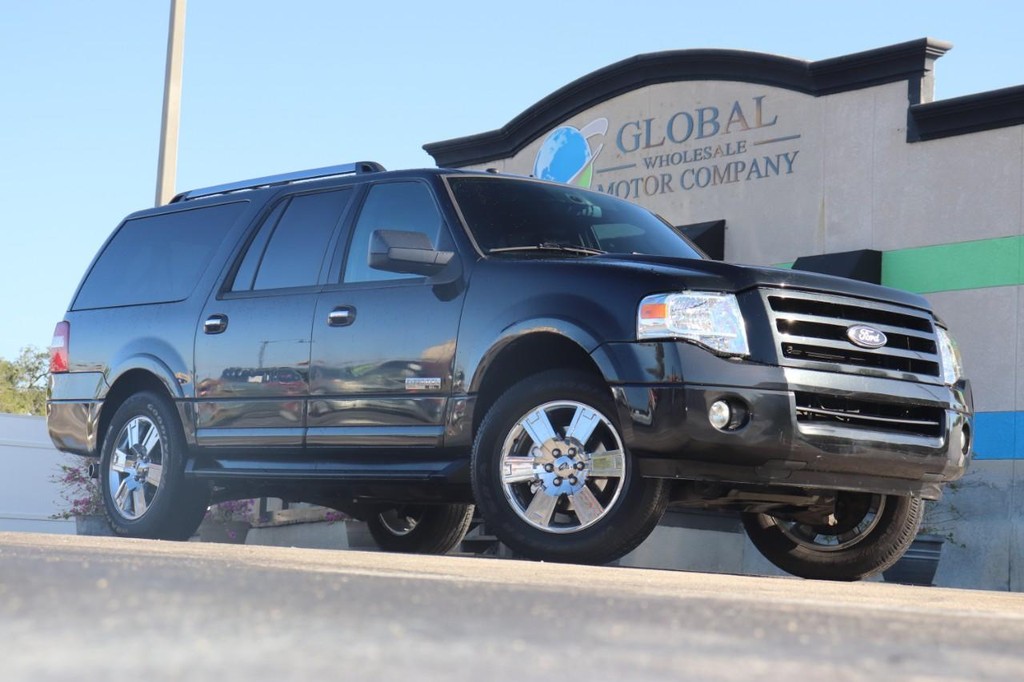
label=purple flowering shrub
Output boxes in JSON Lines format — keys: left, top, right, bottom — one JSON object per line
{"left": 323, "top": 509, "right": 349, "bottom": 524}
{"left": 51, "top": 459, "right": 103, "bottom": 519}
{"left": 205, "top": 498, "right": 255, "bottom": 523}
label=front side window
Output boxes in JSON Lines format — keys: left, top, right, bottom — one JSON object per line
{"left": 232, "top": 189, "right": 351, "bottom": 292}
{"left": 74, "top": 202, "right": 247, "bottom": 310}
{"left": 446, "top": 176, "right": 703, "bottom": 260}
{"left": 342, "top": 182, "right": 444, "bottom": 283}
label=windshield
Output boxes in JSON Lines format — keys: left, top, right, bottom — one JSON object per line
{"left": 446, "top": 176, "right": 704, "bottom": 260}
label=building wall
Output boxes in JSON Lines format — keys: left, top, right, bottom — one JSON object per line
{"left": 0, "top": 414, "right": 75, "bottom": 534}
{"left": 428, "top": 42, "right": 1024, "bottom": 590}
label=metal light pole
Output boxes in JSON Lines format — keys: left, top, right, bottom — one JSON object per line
{"left": 155, "top": 0, "right": 187, "bottom": 206}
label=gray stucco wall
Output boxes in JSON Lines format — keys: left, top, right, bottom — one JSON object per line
{"left": 926, "top": 461, "right": 1023, "bottom": 592}
{"left": 0, "top": 414, "right": 75, "bottom": 534}
{"left": 457, "top": 64, "right": 1023, "bottom": 591}
{"left": 463, "top": 79, "right": 1024, "bottom": 266}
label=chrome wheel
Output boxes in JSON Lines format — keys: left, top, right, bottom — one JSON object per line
{"left": 743, "top": 493, "right": 922, "bottom": 581}
{"left": 499, "top": 400, "right": 626, "bottom": 534}
{"left": 376, "top": 507, "right": 421, "bottom": 536}
{"left": 774, "top": 494, "right": 886, "bottom": 552}
{"left": 107, "top": 416, "right": 164, "bottom": 521}
{"left": 366, "top": 504, "right": 474, "bottom": 554}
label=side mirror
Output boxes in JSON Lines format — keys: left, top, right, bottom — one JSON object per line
{"left": 369, "top": 230, "right": 455, "bottom": 276}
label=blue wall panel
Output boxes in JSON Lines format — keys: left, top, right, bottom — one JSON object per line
{"left": 972, "top": 412, "right": 1020, "bottom": 460}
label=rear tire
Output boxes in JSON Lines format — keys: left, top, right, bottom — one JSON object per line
{"left": 471, "top": 370, "right": 668, "bottom": 565}
{"left": 366, "top": 504, "right": 474, "bottom": 554}
{"left": 742, "top": 492, "right": 924, "bottom": 581}
{"left": 99, "top": 391, "right": 209, "bottom": 540}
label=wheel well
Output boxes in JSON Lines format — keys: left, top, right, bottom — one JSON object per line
{"left": 473, "top": 333, "right": 606, "bottom": 434}
{"left": 97, "top": 370, "right": 174, "bottom": 454}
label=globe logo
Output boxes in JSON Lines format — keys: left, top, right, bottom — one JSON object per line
{"left": 533, "top": 118, "right": 608, "bottom": 188}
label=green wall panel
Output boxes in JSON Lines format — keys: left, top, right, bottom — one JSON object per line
{"left": 774, "top": 237, "right": 1024, "bottom": 293}
{"left": 881, "top": 236, "right": 1023, "bottom": 294}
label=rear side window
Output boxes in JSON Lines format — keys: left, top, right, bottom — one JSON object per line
{"left": 232, "top": 189, "right": 352, "bottom": 292}
{"left": 74, "top": 202, "right": 246, "bottom": 310}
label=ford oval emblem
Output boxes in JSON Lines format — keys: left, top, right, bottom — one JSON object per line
{"left": 847, "top": 324, "right": 887, "bottom": 349}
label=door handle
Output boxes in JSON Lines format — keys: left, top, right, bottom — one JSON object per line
{"left": 328, "top": 306, "right": 356, "bottom": 327}
{"left": 204, "top": 314, "right": 228, "bottom": 334}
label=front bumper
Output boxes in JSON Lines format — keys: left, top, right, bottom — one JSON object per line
{"left": 594, "top": 341, "right": 973, "bottom": 500}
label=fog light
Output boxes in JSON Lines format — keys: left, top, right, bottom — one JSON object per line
{"left": 960, "top": 425, "right": 971, "bottom": 456}
{"left": 709, "top": 400, "right": 731, "bottom": 430}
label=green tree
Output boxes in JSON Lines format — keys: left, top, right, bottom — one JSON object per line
{"left": 0, "top": 346, "right": 48, "bottom": 415}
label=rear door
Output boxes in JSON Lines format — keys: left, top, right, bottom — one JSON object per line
{"left": 193, "top": 188, "right": 354, "bottom": 460}
{"left": 308, "top": 180, "right": 465, "bottom": 461}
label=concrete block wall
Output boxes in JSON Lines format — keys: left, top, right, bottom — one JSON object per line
{"left": 927, "top": 462, "right": 1023, "bottom": 591}
{"left": 0, "top": 414, "right": 75, "bottom": 534}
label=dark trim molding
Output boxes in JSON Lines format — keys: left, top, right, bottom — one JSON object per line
{"left": 678, "top": 220, "right": 725, "bottom": 261}
{"left": 910, "top": 85, "right": 1024, "bottom": 141}
{"left": 792, "top": 249, "right": 882, "bottom": 285}
{"left": 425, "top": 38, "right": 950, "bottom": 168}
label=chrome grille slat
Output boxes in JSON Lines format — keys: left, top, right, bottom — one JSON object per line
{"left": 778, "top": 336, "right": 937, "bottom": 362}
{"left": 795, "top": 406, "right": 941, "bottom": 428}
{"left": 793, "top": 392, "right": 945, "bottom": 438}
{"left": 768, "top": 294, "right": 934, "bottom": 330}
{"left": 764, "top": 289, "right": 941, "bottom": 382}
{"left": 772, "top": 312, "right": 936, "bottom": 340}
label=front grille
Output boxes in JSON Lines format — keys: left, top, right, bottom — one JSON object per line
{"left": 764, "top": 290, "right": 941, "bottom": 381}
{"left": 795, "top": 392, "right": 944, "bottom": 438}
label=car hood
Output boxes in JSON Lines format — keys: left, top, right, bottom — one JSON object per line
{"left": 587, "top": 254, "right": 932, "bottom": 312}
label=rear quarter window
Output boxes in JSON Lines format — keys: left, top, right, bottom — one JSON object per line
{"left": 73, "top": 202, "right": 247, "bottom": 310}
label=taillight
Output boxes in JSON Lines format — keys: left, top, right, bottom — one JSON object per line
{"left": 50, "top": 321, "right": 69, "bottom": 374}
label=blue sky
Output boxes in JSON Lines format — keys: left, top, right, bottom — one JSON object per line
{"left": 1, "top": 1, "right": 1022, "bottom": 361}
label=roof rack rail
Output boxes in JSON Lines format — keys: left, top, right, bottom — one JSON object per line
{"left": 170, "top": 161, "right": 386, "bottom": 202}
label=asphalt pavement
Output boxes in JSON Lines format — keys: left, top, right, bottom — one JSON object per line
{"left": 1, "top": 532, "right": 1023, "bottom": 681}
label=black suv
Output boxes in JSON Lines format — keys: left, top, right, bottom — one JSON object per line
{"left": 47, "top": 162, "right": 973, "bottom": 580}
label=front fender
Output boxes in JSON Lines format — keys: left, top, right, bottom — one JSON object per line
{"left": 463, "top": 316, "right": 603, "bottom": 394}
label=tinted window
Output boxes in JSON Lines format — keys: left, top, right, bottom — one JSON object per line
{"left": 447, "top": 176, "right": 703, "bottom": 260}
{"left": 343, "top": 182, "right": 443, "bottom": 283}
{"left": 74, "top": 202, "right": 246, "bottom": 310}
{"left": 247, "top": 189, "right": 351, "bottom": 291}
{"left": 231, "top": 202, "right": 286, "bottom": 291}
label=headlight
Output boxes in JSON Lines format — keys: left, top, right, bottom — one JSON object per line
{"left": 936, "top": 326, "right": 963, "bottom": 386}
{"left": 638, "top": 292, "right": 749, "bottom": 356}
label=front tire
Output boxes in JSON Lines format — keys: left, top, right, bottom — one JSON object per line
{"left": 742, "top": 492, "right": 924, "bottom": 581}
{"left": 471, "top": 370, "right": 668, "bottom": 565}
{"left": 99, "top": 391, "right": 209, "bottom": 540}
{"left": 365, "top": 504, "right": 474, "bottom": 554}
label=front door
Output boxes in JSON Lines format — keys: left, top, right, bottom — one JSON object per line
{"left": 308, "top": 180, "right": 465, "bottom": 462}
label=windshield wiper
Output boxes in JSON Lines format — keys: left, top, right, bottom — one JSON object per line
{"left": 489, "top": 242, "right": 606, "bottom": 256}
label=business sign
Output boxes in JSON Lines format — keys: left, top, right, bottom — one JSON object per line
{"left": 532, "top": 118, "right": 609, "bottom": 187}
{"left": 533, "top": 95, "right": 800, "bottom": 199}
